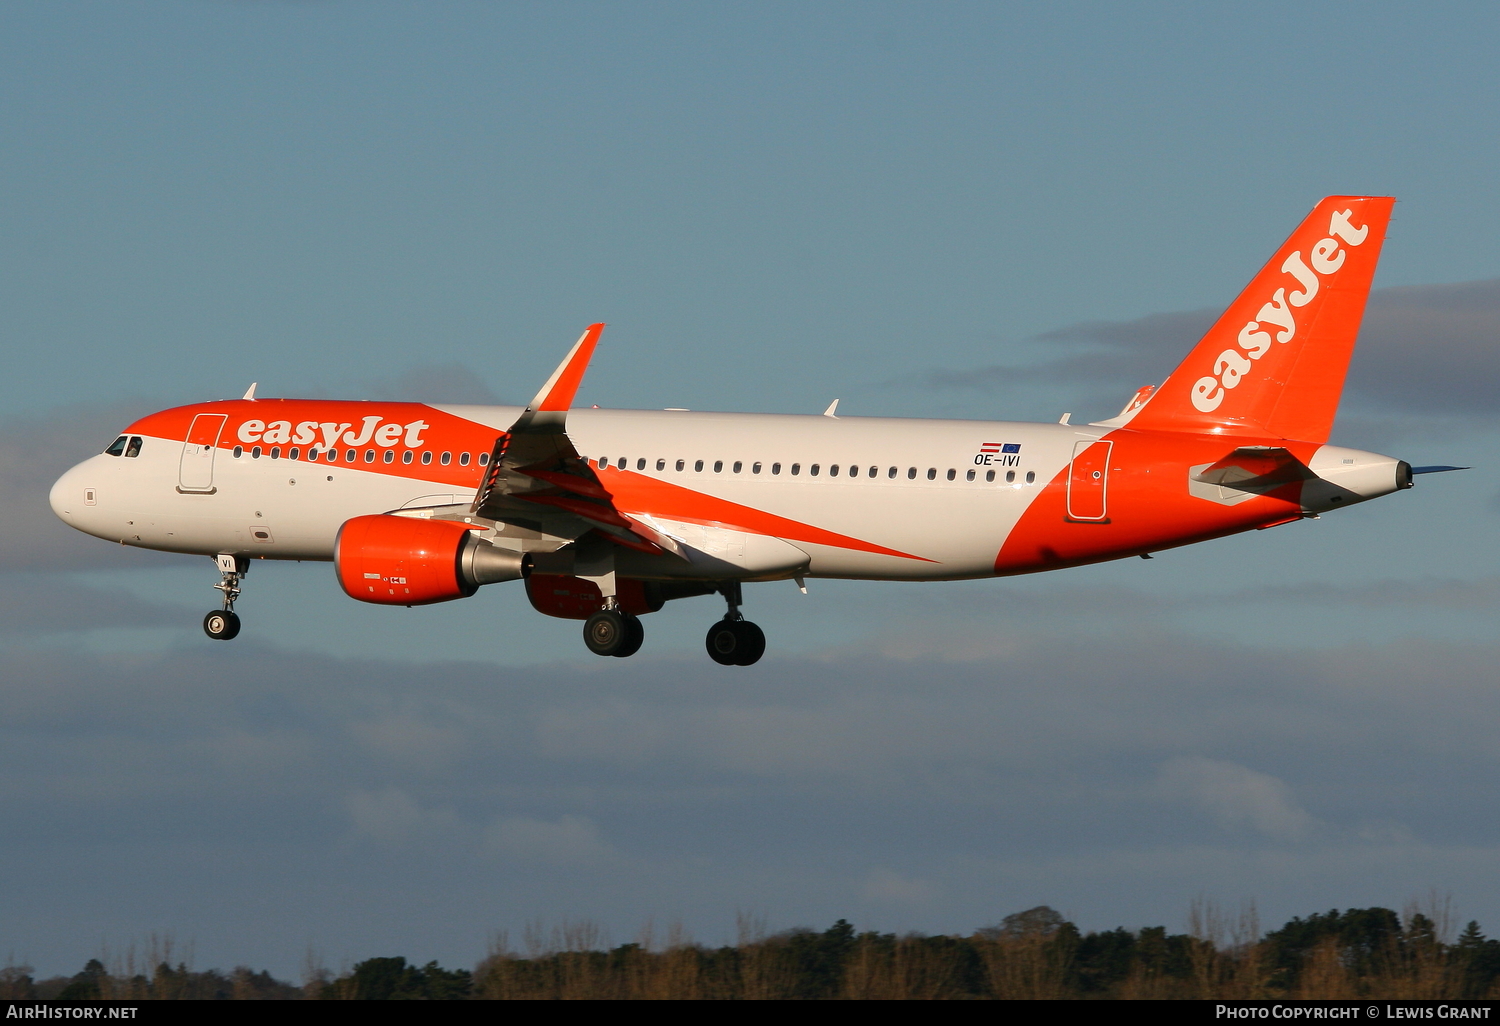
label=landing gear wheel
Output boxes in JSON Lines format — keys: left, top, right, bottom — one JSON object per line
{"left": 613, "top": 613, "right": 645, "bottom": 658}
{"left": 733, "top": 620, "right": 765, "bottom": 666}
{"left": 584, "top": 610, "right": 629, "bottom": 656}
{"left": 706, "top": 620, "right": 740, "bottom": 665}
{"left": 203, "top": 609, "right": 241, "bottom": 641}
{"left": 706, "top": 619, "right": 765, "bottom": 666}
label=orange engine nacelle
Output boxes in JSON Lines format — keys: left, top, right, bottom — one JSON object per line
{"left": 336, "top": 514, "right": 524, "bottom": 606}
{"left": 525, "top": 574, "right": 663, "bottom": 620}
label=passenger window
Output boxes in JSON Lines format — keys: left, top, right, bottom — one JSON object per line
{"left": 888, "top": 467, "right": 896, "bottom": 478}
{"left": 966, "top": 469, "right": 976, "bottom": 481}
{"left": 252, "top": 446, "right": 262, "bottom": 459}
{"left": 771, "top": 463, "right": 781, "bottom": 475}
{"left": 713, "top": 461, "right": 723, "bottom": 473}
{"left": 828, "top": 465, "right": 838, "bottom": 477}
{"left": 985, "top": 470, "right": 994, "bottom": 482}
{"left": 105, "top": 435, "right": 128, "bottom": 456}
{"left": 598, "top": 457, "right": 609, "bottom": 469}
{"left": 290, "top": 447, "right": 300, "bottom": 461}
{"left": 422, "top": 451, "right": 432, "bottom": 465}
{"left": 926, "top": 468, "right": 936, "bottom": 480}
{"left": 460, "top": 452, "right": 470, "bottom": 466}
{"left": 907, "top": 467, "right": 916, "bottom": 479}
{"left": 733, "top": 461, "right": 742, "bottom": 473}
{"left": 345, "top": 449, "right": 356, "bottom": 463}
{"left": 869, "top": 466, "right": 878, "bottom": 478}
{"left": 945, "top": 469, "right": 955, "bottom": 481}
{"left": 125, "top": 436, "right": 143, "bottom": 458}
{"left": 270, "top": 447, "right": 281, "bottom": 460}
{"left": 441, "top": 452, "right": 451, "bottom": 465}
{"left": 479, "top": 452, "right": 489, "bottom": 465}
{"left": 637, "top": 458, "right": 646, "bottom": 470}
{"left": 694, "top": 460, "right": 704, "bottom": 472}
{"left": 675, "top": 459, "right": 685, "bottom": 471}
{"left": 401, "top": 451, "right": 412, "bottom": 465}
{"left": 752, "top": 462, "right": 762, "bottom": 474}
{"left": 364, "top": 449, "right": 376, "bottom": 463}
{"left": 233, "top": 446, "right": 243, "bottom": 458}
{"left": 791, "top": 464, "right": 801, "bottom": 476}
{"left": 383, "top": 450, "right": 395, "bottom": 464}
{"left": 810, "top": 464, "right": 820, "bottom": 476}
{"left": 656, "top": 459, "right": 666, "bottom": 471}
{"left": 1006, "top": 470, "right": 1015, "bottom": 483}
{"left": 1026, "top": 471, "right": 1036, "bottom": 484}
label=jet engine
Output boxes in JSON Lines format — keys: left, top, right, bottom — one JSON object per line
{"left": 335, "top": 514, "right": 524, "bottom": 606}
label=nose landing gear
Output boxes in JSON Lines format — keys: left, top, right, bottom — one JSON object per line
{"left": 204, "top": 553, "right": 247, "bottom": 641}
{"left": 705, "top": 582, "right": 765, "bottom": 666}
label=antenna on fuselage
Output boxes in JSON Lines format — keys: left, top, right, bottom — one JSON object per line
{"left": 242, "top": 383, "right": 258, "bottom": 401}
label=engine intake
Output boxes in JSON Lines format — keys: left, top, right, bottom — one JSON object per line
{"left": 336, "top": 514, "right": 524, "bottom": 606}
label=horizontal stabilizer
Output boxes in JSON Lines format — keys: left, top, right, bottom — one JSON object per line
{"left": 1410, "top": 465, "right": 1469, "bottom": 475}
{"left": 1193, "top": 446, "right": 1315, "bottom": 490}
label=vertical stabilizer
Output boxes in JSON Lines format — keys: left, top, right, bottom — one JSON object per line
{"left": 1127, "top": 196, "right": 1394, "bottom": 442}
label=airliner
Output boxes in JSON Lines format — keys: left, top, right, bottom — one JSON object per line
{"left": 49, "top": 196, "right": 1458, "bottom": 664}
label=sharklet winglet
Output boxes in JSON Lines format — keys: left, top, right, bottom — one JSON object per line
{"left": 528, "top": 323, "right": 605, "bottom": 413}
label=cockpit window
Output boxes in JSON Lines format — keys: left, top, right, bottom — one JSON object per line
{"left": 124, "top": 436, "right": 143, "bottom": 458}
{"left": 105, "top": 435, "right": 128, "bottom": 456}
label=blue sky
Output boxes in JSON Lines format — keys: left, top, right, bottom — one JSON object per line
{"left": 4, "top": 1, "right": 1500, "bottom": 980}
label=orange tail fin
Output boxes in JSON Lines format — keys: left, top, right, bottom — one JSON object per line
{"left": 1125, "top": 196, "right": 1395, "bottom": 443}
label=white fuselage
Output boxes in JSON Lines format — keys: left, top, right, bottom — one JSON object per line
{"left": 51, "top": 405, "right": 1090, "bottom": 581}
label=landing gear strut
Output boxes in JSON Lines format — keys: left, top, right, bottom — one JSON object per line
{"left": 204, "top": 553, "right": 246, "bottom": 641}
{"left": 705, "top": 582, "right": 765, "bottom": 666}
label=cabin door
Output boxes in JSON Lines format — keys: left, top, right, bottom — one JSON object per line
{"left": 1066, "top": 440, "right": 1112, "bottom": 521}
{"left": 178, "top": 414, "right": 228, "bottom": 493}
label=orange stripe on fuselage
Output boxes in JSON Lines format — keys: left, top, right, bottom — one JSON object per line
{"left": 597, "top": 465, "right": 935, "bottom": 562}
{"left": 127, "top": 399, "right": 503, "bottom": 490}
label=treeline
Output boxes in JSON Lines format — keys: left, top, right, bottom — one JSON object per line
{"left": 7, "top": 904, "right": 1500, "bottom": 999}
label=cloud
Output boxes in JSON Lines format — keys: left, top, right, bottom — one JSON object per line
{"left": 3, "top": 629, "right": 1500, "bottom": 977}
{"left": 484, "top": 814, "right": 614, "bottom": 865}
{"left": 348, "top": 787, "right": 460, "bottom": 845}
{"left": 0, "top": 574, "right": 189, "bottom": 634}
{"left": 924, "top": 278, "right": 1500, "bottom": 418}
{"left": 1156, "top": 757, "right": 1317, "bottom": 839}
{"left": 365, "top": 364, "right": 503, "bottom": 406}
{"left": 862, "top": 868, "right": 941, "bottom": 905}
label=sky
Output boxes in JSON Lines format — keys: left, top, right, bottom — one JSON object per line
{"left": 3, "top": 0, "right": 1500, "bottom": 981}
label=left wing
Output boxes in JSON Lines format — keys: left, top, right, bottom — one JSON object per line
{"left": 469, "top": 324, "right": 685, "bottom": 558}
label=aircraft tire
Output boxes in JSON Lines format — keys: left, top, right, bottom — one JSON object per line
{"left": 204, "top": 609, "right": 241, "bottom": 641}
{"left": 584, "top": 610, "right": 628, "bottom": 656}
{"left": 707, "top": 619, "right": 762, "bottom": 666}
{"left": 733, "top": 620, "right": 765, "bottom": 666}
{"left": 613, "top": 613, "right": 645, "bottom": 658}
{"left": 705, "top": 621, "right": 739, "bottom": 665}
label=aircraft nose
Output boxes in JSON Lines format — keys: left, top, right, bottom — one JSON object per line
{"left": 50, "top": 462, "right": 86, "bottom": 522}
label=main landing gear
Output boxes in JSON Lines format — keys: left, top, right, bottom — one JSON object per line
{"left": 704, "top": 582, "right": 765, "bottom": 667}
{"left": 582, "top": 606, "right": 645, "bottom": 658}
{"left": 579, "top": 580, "right": 766, "bottom": 666}
{"left": 204, "top": 553, "right": 247, "bottom": 641}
